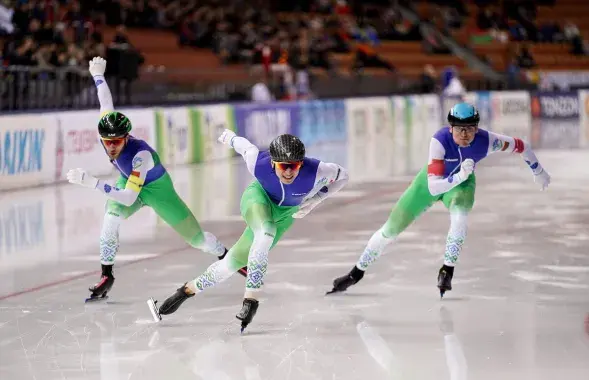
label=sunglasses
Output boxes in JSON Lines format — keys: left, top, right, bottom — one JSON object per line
{"left": 273, "top": 161, "right": 303, "bottom": 171}
{"left": 101, "top": 137, "right": 126, "bottom": 147}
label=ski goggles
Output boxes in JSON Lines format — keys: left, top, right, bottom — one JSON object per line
{"left": 100, "top": 137, "right": 126, "bottom": 147}
{"left": 273, "top": 161, "right": 303, "bottom": 171}
{"left": 451, "top": 125, "right": 477, "bottom": 134}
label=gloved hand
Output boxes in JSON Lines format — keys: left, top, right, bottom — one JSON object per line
{"left": 218, "top": 128, "right": 236, "bottom": 146}
{"left": 458, "top": 159, "right": 475, "bottom": 181}
{"left": 89, "top": 56, "right": 106, "bottom": 77}
{"left": 292, "top": 195, "right": 322, "bottom": 219}
{"left": 67, "top": 168, "right": 99, "bottom": 189}
{"left": 533, "top": 168, "right": 550, "bottom": 191}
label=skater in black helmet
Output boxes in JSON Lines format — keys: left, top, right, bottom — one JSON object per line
{"left": 147, "top": 130, "right": 349, "bottom": 331}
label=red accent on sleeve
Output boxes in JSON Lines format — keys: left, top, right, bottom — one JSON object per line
{"left": 428, "top": 159, "right": 445, "bottom": 176}
{"left": 501, "top": 141, "right": 510, "bottom": 151}
{"left": 513, "top": 138, "right": 524, "bottom": 153}
{"left": 131, "top": 170, "right": 140, "bottom": 177}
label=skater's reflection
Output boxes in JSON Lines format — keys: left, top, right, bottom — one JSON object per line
{"left": 439, "top": 307, "right": 468, "bottom": 380}
{"left": 355, "top": 318, "right": 403, "bottom": 377}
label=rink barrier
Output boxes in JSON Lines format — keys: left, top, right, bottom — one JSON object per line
{"left": 2, "top": 90, "right": 587, "bottom": 191}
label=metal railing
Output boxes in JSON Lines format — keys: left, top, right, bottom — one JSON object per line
{"left": 0, "top": 65, "right": 256, "bottom": 112}
{"left": 0, "top": 64, "right": 525, "bottom": 113}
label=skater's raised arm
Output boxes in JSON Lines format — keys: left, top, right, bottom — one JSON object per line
{"left": 217, "top": 129, "right": 259, "bottom": 175}
{"left": 89, "top": 56, "right": 114, "bottom": 116}
{"left": 67, "top": 150, "right": 155, "bottom": 206}
{"left": 486, "top": 131, "right": 550, "bottom": 189}
{"left": 427, "top": 137, "right": 474, "bottom": 196}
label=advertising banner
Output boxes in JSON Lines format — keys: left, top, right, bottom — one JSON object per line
{"left": 471, "top": 91, "right": 492, "bottom": 131}
{"left": 233, "top": 102, "right": 298, "bottom": 150}
{"left": 490, "top": 91, "right": 531, "bottom": 140}
{"left": 530, "top": 92, "right": 580, "bottom": 149}
{"left": 579, "top": 90, "right": 589, "bottom": 148}
{"left": 0, "top": 114, "right": 58, "bottom": 190}
{"left": 154, "top": 106, "right": 193, "bottom": 166}
{"left": 190, "top": 104, "right": 237, "bottom": 162}
{"left": 296, "top": 99, "right": 347, "bottom": 167}
{"left": 53, "top": 110, "right": 115, "bottom": 181}
{"left": 407, "top": 94, "right": 441, "bottom": 173}
{"left": 346, "top": 97, "right": 396, "bottom": 181}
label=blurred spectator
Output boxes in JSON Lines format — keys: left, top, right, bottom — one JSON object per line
{"left": 420, "top": 64, "right": 437, "bottom": 93}
{"left": 515, "top": 44, "right": 536, "bottom": 69}
{"left": 0, "top": 2, "right": 13, "bottom": 34}
{"left": 441, "top": 66, "right": 466, "bottom": 97}
{"left": 350, "top": 18, "right": 395, "bottom": 73}
{"left": 251, "top": 74, "right": 273, "bottom": 102}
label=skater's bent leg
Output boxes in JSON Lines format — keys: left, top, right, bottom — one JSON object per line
{"left": 242, "top": 203, "right": 276, "bottom": 298}
{"left": 100, "top": 213, "right": 122, "bottom": 266}
{"left": 441, "top": 175, "right": 475, "bottom": 267}
{"left": 444, "top": 212, "right": 468, "bottom": 266}
{"left": 100, "top": 196, "right": 142, "bottom": 266}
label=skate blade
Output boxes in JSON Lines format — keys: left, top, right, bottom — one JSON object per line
{"left": 325, "top": 288, "right": 342, "bottom": 295}
{"left": 85, "top": 295, "right": 108, "bottom": 303}
{"left": 147, "top": 297, "right": 162, "bottom": 322}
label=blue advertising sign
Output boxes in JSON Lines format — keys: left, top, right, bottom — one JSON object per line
{"left": 531, "top": 92, "right": 580, "bottom": 149}
{"left": 474, "top": 91, "right": 492, "bottom": 130}
{"left": 0, "top": 129, "right": 45, "bottom": 175}
{"left": 296, "top": 99, "right": 347, "bottom": 167}
{"left": 233, "top": 102, "right": 299, "bottom": 150}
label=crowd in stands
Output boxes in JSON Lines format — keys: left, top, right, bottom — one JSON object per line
{"left": 0, "top": 0, "right": 586, "bottom": 82}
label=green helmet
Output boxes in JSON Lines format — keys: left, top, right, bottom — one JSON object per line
{"left": 98, "top": 111, "right": 132, "bottom": 138}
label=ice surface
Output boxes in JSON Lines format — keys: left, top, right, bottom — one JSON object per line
{"left": 0, "top": 150, "right": 588, "bottom": 380}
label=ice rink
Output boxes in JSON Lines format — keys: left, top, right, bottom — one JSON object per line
{"left": 1, "top": 149, "right": 588, "bottom": 380}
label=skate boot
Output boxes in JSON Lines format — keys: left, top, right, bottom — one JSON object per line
{"left": 218, "top": 248, "right": 248, "bottom": 278}
{"left": 437, "top": 265, "right": 454, "bottom": 298}
{"left": 326, "top": 266, "right": 365, "bottom": 294}
{"left": 86, "top": 264, "right": 115, "bottom": 303}
{"left": 236, "top": 298, "right": 259, "bottom": 333}
{"left": 147, "top": 283, "right": 195, "bottom": 322}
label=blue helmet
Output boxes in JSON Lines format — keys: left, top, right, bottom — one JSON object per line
{"left": 447, "top": 102, "right": 480, "bottom": 126}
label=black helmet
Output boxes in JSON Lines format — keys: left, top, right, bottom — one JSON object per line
{"left": 269, "top": 134, "right": 305, "bottom": 162}
{"left": 447, "top": 102, "right": 480, "bottom": 126}
{"left": 98, "top": 111, "right": 132, "bottom": 138}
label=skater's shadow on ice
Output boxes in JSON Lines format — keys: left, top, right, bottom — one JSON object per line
{"left": 104, "top": 300, "right": 135, "bottom": 305}
{"left": 438, "top": 296, "right": 468, "bottom": 302}
{"left": 325, "top": 292, "right": 378, "bottom": 297}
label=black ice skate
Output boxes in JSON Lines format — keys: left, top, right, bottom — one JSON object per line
{"left": 147, "top": 283, "right": 195, "bottom": 322}
{"left": 236, "top": 298, "right": 259, "bottom": 333}
{"left": 218, "top": 248, "right": 248, "bottom": 278}
{"left": 437, "top": 265, "right": 454, "bottom": 298}
{"left": 326, "top": 266, "right": 365, "bottom": 294}
{"left": 85, "top": 265, "right": 115, "bottom": 303}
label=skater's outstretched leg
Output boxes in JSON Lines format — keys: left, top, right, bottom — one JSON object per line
{"left": 144, "top": 179, "right": 247, "bottom": 276}
{"left": 329, "top": 168, "right": 437, "bottom": 294}
{"left": 147, "top": 231, "right": 252, "bottom": 321}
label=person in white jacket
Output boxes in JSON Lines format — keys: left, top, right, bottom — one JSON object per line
{"left": 148, "top": 131, "right": 349, "bottom": 331}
